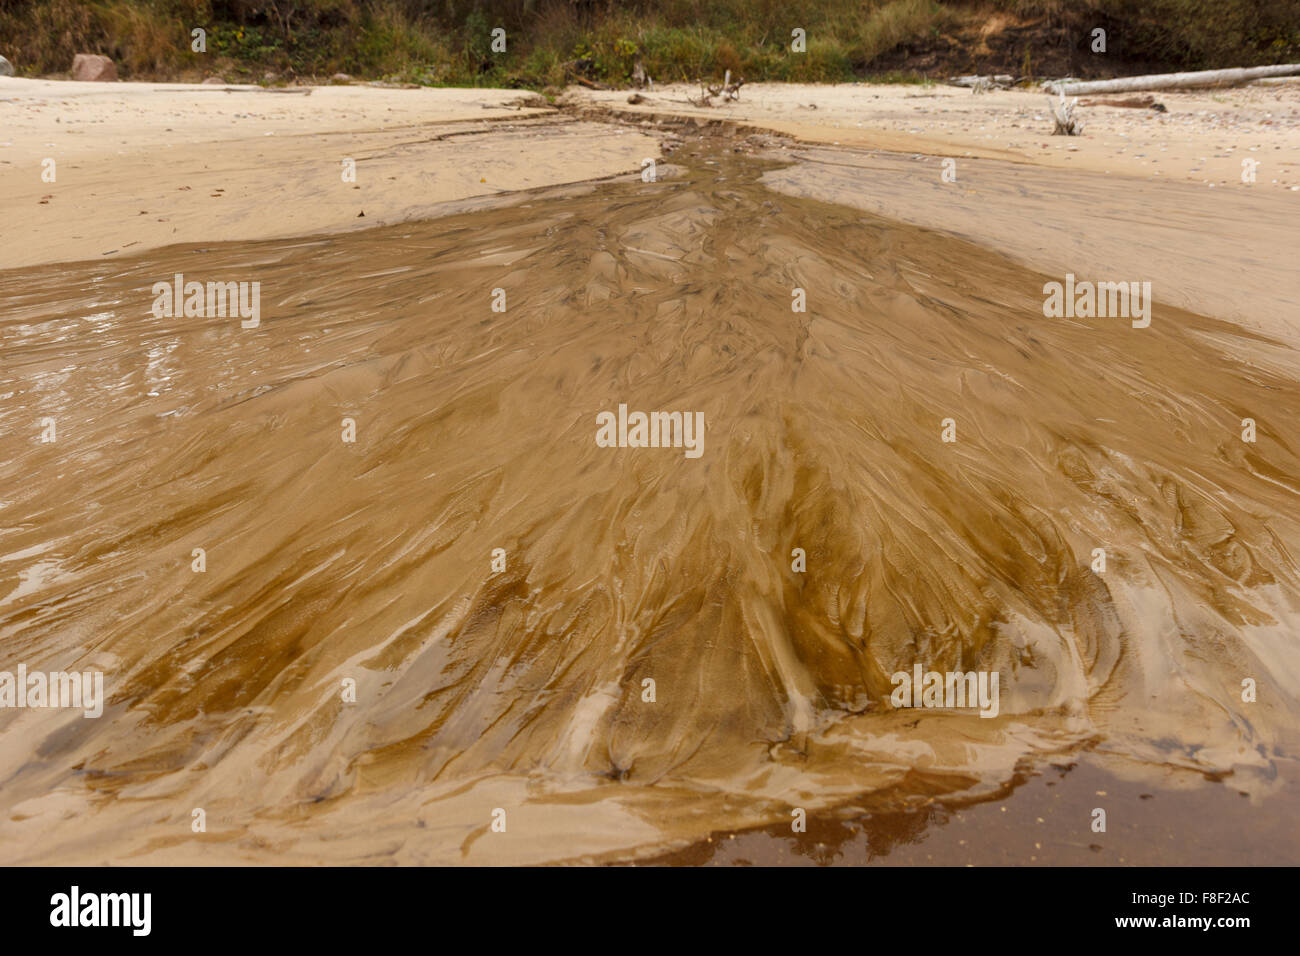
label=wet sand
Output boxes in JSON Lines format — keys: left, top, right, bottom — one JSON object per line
{"left": 1, "top": 86, "right": 1298, "bottom": 866}
{"left": 760, "top": 145, "right": 1300, "bottom": 337}
{"left": 639, "top": 752, "right": 1300, "bottom": 866}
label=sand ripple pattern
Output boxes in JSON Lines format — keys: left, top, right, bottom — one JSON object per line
{"left": 1, "top": 151, "right": 1298, "bottom": 863}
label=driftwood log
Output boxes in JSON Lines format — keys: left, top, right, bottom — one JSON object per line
{"left": 949, "top": 74, "right": 1015, "bottom": 92}
{"left": 1046, "top": 64, "right": 1300, "bottom": 96}
{"left": 1079, "top": 94, "right": 1166, "bottom": 111}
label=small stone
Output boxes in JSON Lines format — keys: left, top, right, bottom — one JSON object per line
{"left": 0, "top": 55, "right": 14, "bottom": 77}
{"left": 330, "top": 73, "right": 352, "bottom": 85}
{"left": 201, "top": 76, "right": 225, "bottom": 86}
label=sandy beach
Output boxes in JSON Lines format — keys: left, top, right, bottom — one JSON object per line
{"left": 572, "top": 81, "right": 1300, "bottom": 337}
{"left": 0, "top": 78, "right": 660, "bottom": 269}
{"left": 2, "top": 75, "right": 1298, "bottom": 866}
{"left": 5, "top": 76, "right": 1298, "bottom": 334}
{"left": 569, "top": 80, "right": 1300, "bottom": 187}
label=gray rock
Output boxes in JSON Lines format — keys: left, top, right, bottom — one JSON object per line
{"left": 0, "top": 55, "right": 14, "bottom": 77}
{"left": 330, "top": 73, "right": 352, "bottom": 85}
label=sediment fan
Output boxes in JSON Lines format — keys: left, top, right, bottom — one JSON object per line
{"left": 2, "top": 148, "right": 1295, "bottom": 864}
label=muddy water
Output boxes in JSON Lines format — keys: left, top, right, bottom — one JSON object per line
{"left": 1, "top": 145, "right": 1298, "bottom": 864}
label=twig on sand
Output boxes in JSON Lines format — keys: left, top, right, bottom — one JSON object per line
{"left": 159, "top": 86, "right": 313, "bottom": 94}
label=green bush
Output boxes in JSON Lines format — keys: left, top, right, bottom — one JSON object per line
{"left": 0, "top": 0, "right": 1293, "bottom": 84}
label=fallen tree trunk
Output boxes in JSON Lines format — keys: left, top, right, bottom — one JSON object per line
{"left": 1046, "top": 64, "right": 1300, "bottom": 95}
{"left": 949, "top": 74, "right": 1015, "bottom": 88}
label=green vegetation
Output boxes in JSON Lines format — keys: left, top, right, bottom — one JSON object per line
{"left": 1, "top": 0, "right": 1296, "bottom": 86}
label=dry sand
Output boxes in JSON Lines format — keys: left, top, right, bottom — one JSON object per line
{"left": 569, "top": 80, "right": 1300, "bottom": 189}
{"left": 0, "top": 77, "right": 661, "bottom": 269}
